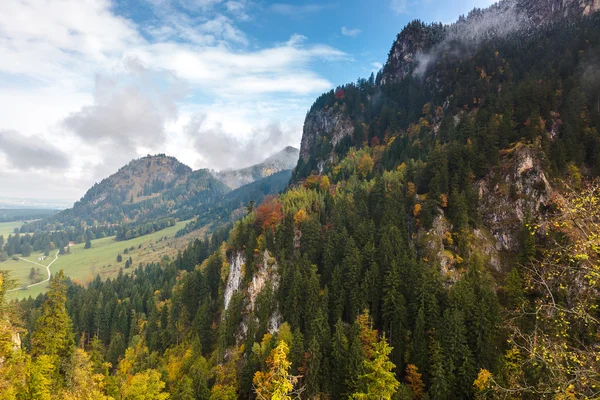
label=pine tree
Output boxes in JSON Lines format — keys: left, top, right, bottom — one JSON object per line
{"left": 172, "top": 375, "right": 195, "bottom": 400}
{"left": 382, "top": 260, "right": 408, "bottom": 369}
{"left": 505, "top": 267, "right": 524, "bottom": 309}
{"left": 331, "top": 319, "right": 350, "bottom": 398}
{"left": 343, "top": 238, "right": 363, "bottom": 321}
{"left": 428, "top": 339, "right": 450, "bottom": 400}
{"left": 30, "top": 270, "right": 74, "bottom": 387}
{"left": 351, "top": 337, "right": 399, "bottom": 400}
{"left": 412, "top": 303, "right": 428, "bottom": 376}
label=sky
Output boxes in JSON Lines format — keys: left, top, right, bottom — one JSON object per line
{"left": 0, "top": 0, "right": 496, "bottom": 204}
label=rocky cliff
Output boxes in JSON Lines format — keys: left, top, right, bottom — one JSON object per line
{"left": 298, "top": 107, "right": 354, "bottom": 166}
{"left": 478, "top": 143, "right": 552, "bottom": 252}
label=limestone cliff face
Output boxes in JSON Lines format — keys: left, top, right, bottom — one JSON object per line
{"left": 478, "top": 144, "right": 552, "bottom": 252}
{"left": 415, "top": 145, "right": 551, "bottom": 277}
{"left": 224, "top": 250, "right": 281, "bottom": 344}
{"left": 299, "top": 108, "right": 354, "bottom": 163}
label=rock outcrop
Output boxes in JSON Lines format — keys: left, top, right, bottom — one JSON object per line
{"left": 478, "top": 144, "right": 552, "bottom": 252}
{"left": 299, "top": 108, "right": 354, "bottom": 162}
{"left": 224, "top": 252, "right": 244, "bottom": 310}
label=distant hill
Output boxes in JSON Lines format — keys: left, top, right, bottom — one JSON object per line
{"left": 20, "top": 154, "right": 228, "bottom": 237}
{"left": 215, "top": 146, "right": 299, "bottom": 189}
{"left": 79, "top": 154, "right": 193, "bottom": 207}
{"left": 18, "top": 149, "right": 297, "bottom": 242}
{"left": 0, "top": 209, "right": 58, "bottom": 223}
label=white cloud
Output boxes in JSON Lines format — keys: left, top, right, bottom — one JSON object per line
{"left": 62, "top": 60, "right": 187, "bottom": 151}
{"left": 390, "top": 0, "right": 408, "bottom": 14}
{"left": 225, "top": 0, "right": 251, "bottom": 20}
{"left": 127, "top": 36, "right": 345, "bottom": 96}
{"left": 0, "top": 0, "right": 345, "bottom": 201}
{"left": 187, "top": 112, "right": 299, "bottom": 171}
{"left": 371, "top": 62, "right": 383, "bottom": 72}
{"left": 269, "top": 3, "right": 328, "bottom": 16}
{"left": 0, "top": 130, "right": 69, "bottom": 171}
{"left": 341, "top": 26, "right": 361, "bottom": 37}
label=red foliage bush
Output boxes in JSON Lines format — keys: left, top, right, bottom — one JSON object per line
{"left": 254, "top": 196, "right": 284, "bottom": 231}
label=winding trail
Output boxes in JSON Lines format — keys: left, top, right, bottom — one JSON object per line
{"left": 8, "top": 250, "right": 60, "bottom": 292}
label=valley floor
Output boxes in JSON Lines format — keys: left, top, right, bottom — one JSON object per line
{"left": 2, "top": 219, "right": 206, "bottom": 300}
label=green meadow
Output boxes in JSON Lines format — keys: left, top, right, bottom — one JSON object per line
{"left": 0, "top": 221, "right": 24, "bottom": 237}
{"left": 3, "top": 220, "right": 197, "bottom": 300}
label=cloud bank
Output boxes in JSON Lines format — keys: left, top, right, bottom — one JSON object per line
{"left": 0, "top": 0, "right": 346, "bottom": 201}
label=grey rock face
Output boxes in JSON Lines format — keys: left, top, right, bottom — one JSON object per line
{"left": 478, "top": 145, "right": 552, "bottom": 251}
{"left": 299, "top": 108, "right": 354, "bottom": 162}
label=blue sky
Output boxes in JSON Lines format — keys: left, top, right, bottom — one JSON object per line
{"left": 0, "top": 0, "right": 494, "bottom": 202}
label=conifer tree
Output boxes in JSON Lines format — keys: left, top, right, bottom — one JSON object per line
{"left": 382, "top": 260, "right": 408, "bottom": 369}
{"left": 351, "top": 337, "right": 399, "bottom": 400}
{"left": 253, "top": 340, "right": 301, "bottom": 400}
{"left": 30, "top": 270, "right": 74, "bottom": 387}
{"left": 428, "top": 339, "right": 450, "bottom": 400}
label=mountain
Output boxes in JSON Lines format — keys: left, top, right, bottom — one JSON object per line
{"left": 20, "top": 154, "right": 228, "bottom": 235}
{"left": 78, "top": 154, "right": 193, "bottom": 207}
{"left": 215, "top": 146, "right": 299, "bottom": 189}
{"left": 5, "top": 3, "right": 600, "bottom": 400}
{"left": 379, "top": 0, "right": 600, "bottom": 85}
{"left": 17, "top": 151, "right": 297, "bottom": 244}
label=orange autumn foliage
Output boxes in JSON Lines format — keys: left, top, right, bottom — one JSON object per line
{"left": 254, "top": 196, "right": 284, "bottom": 231}
{"left": 413, "top": 203, "right": 422, "bottom": 217}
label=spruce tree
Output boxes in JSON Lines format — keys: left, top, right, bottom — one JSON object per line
{"left": 30, "top": 270, "right": 75, "bottom": 387}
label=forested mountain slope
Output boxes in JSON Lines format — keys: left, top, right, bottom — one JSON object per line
{"left": 2, "top": 2, "right": 600, "bottom": 400}
{"left": 20, "top": 154, "right": 227, "bottom": 234}
{"left": 5, "top": 149, "right": 294, "bottom": 253}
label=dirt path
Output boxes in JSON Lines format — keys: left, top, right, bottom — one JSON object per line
{"left": 7, "top": 250, "right": 60, "bottom": 292}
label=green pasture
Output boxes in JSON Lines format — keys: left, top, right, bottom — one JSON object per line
{"left": 3, "top": 220, "right": 192, "bottom": 300}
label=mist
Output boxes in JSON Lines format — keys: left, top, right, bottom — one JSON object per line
{"left": 413, "top": 0, "right": 531, "bottom": 77}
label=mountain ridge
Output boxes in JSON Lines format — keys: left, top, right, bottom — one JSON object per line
{"left": 19, "top": 147, "right": 298, "bottom": 239}
{"left": 4, "top": 3, "right": 600, "bottom": 400}
{"left": 215, "top": 146, "right": 299, "bottom": 189}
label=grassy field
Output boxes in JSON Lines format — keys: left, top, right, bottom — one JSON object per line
{"left": 0, "top": 221, "right": 24, "bottom": 237}
{"left": 3, "top": 220, "right": 205, "bottom": 300}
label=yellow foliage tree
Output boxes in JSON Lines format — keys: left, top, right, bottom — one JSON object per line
{"left": 413, "top": 203, "right": 421, "bottom": 218}
{"left": 210, "top": 345, "right": 244, "bottom": 400}
{"left": 253, "top": 340, "right": 301, "bottom": 400}
{"left": 120, "top": 369, "right": 169, "bottom": 400}
{"left": 319, "top": 176, "right": 330, "bottom": 192}
{"left": 487, "top": 181, "right": 600, "bottom": 398}
{"left": 407, "top": 182, "right": 416, "bottom": 197}
{"left": 293, "top": 209, "right": 307, "bottom": 225}
{"left": 61, "top": 348, "right": 113, "bottom": 400}
{"left": 357, "top": 153, "right": 374, "bottom": 179}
